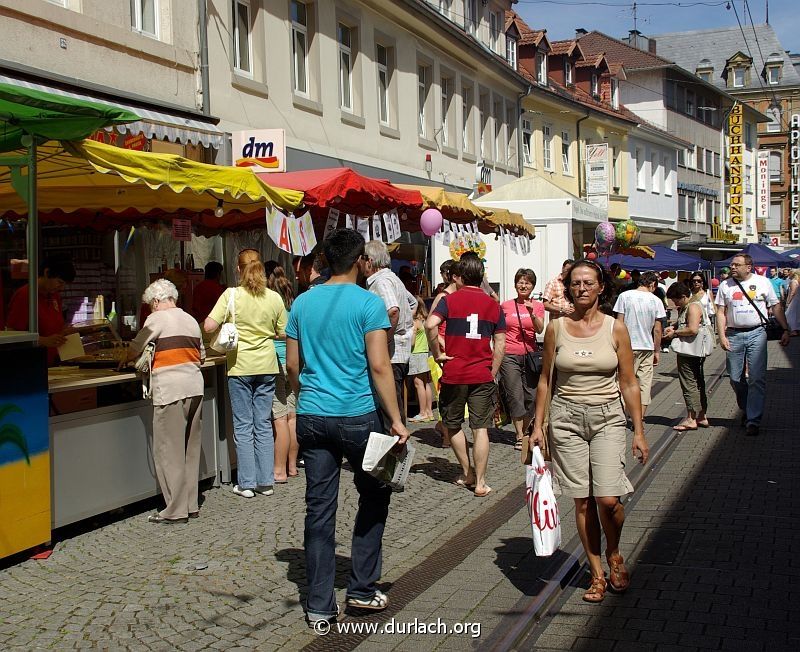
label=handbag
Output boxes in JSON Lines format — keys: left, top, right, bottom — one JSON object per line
{"left": 521, "top": 318, "right": 561, "bottom": 464}
{"left": 134, "top": 341, "right": 156, "bottom": 399}
{"left": 525, "top": 445, "right": 561, "bottom": 557}
{"left": 210, "top": 288, "right": 239, "bottom": 353}
{"left": 731, "top": 277, "right": 783, "bottom": 340}
{"left": 515, "top": 301, "right": 542, "bottom": 376}
{"left": 670, "top": 303, "right": 714, "bottom": 357}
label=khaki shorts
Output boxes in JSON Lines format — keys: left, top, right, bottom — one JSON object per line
{"left": 632, "top": 350, "right": 654, "bottom": 407}
{"left": 439, "top": 382, "right": 496, "bottom": 430}
{"left": 272, "top": 369, "right": 296, "bottom": 419}
{"left": 549, "top": 394, "right": 634, "bottom": 499}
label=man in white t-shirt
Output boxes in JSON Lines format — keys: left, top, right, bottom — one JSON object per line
{"left": 715, "top": 254, "right": 790, "bottom": 436}
{"left": 613, "top": 271, "right": 666, "bottom": 416}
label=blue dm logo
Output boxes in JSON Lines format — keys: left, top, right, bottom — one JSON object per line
{"left": 0, "top": 404, "right": 30, "bottom": 465}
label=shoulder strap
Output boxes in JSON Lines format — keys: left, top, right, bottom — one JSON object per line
{"left": 514, "top": 301, "right": 531, "bottom": 354}
{"left": 228, "top": 288, "right": 237, "bottom": 325}
{"left": 731, "top": 277, "right": 768, "bottom": 325}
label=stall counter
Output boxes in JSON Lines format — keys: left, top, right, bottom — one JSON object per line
{"left": 48, "top": 356, "right": 234, "bottom": 529}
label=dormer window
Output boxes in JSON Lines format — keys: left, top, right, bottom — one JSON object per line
{"left": 591, "top": 73, "right": 599, "bottom": 97}
{"left": 765, "top": 53, "right": 783, "bottom": 85}
{"left": 732, "top": 67, "right": 746, "bottom": 88}
{"left": 564, "top": 59, "right": 574, "bottom": 85}
{"left": 768, "top": 66, "right": 780, "bottom": 84}
{"left": 536, "top": 52, "right": 547, "bottom": 84}
{"left": 696, "top": 59, "right": 713, "bottom": 82}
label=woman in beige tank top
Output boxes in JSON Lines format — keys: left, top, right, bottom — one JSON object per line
{"left": 530, "top": 260, "right": 649, "bottom": 604}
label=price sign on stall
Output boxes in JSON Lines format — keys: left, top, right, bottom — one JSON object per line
{"left": 172, "top": 218, "right": 192, "bottom": 241}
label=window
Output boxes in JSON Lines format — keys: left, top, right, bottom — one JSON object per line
{"left": 610, "top": 78, "right": 619, "bottom": 108}
{"left": 543, "top": 124, "right": 553, "bottom": 171}
{"left": 465, "top": 0, "right": 478, "bottom": 35}
{"left": 663, "top": 155, "right": 672, "bottom": 195}
{"left": 686, "top": 145, "right": 696, "bottom": 169}
{"left": 651, "top": 153, "right": 660, "bottom": 193}
{"left": 767, "top": 202, "right": 783, "bottom": 231}
{"left": 678, "top": 148, "right": 686, "bottom": 167}
{"left": 131, "top": 0, "right": 158, "bottom": 37}
{"left": 441, "top": 76, "right": 452, "bottom": 147}
{"left": 462, "top": 84, "right": 473, "bottom": 153}
{"left": 536, "top": 52, "right": 547, "bottom": 84}
{"left": 745, "top": 121, "right": 754, "bottom": 148}
{"left": 494, "top": 99, "right": 504, "bottom": 163}
{"left": 338, "top": 24, "right": 353, "bottom": 111}
{"left": 636, "top": 148, "right": 646, "bottom": 190}
{"left": 745, "top": 164, "right": 753, "bottom": 193}
{"left": 561, "top": 130, "right": 571, "bottom": 174}
{"left": 437, "top": 0, "right": 451, "bottom": 18}
{"left": 376, "top": 44, "right": 390, "bottom": 125}
{"left": 769, "top": 151, "right": 782, "bottom": 182}
{"left": 767, "top": 105, "right": 782, "bottom": 133}
{"left": 291, "top": 1, "right": 309, "bottom": 95}
{"left": 733, "top": 67, "right": 745, "bottom": 88}
{"left": 705, "top": 148, "right": 713, "bottom": 175}
{"left": 479, "top": 91, "right": 489, "bottom": 159}
{"left": 698, "top": 198, "right": 706, "bottom": 223}
{"left": 564, "top": 59, "right": 573, "bottom": 85}
{"left": 697, "top": 147, "right": 705, "bottom": 172}
{"left": 489, "top": 12, "right": 499, "bottom": 52}
{"left": 522, "top": 119, "right": 532, "bottom": 166}
{"left": 767, "top": 65, "right": 781, "bottom": 85}
{"left": 507, "top": 38, "right": 517, "bottom": 70}
{"left": 591, "top": 73, "right": 599, "bottom": 97}
{"left": 685, "top": 90, "right": 694, "bottom": 117}
{"left": 698, "top": 70, "right": 712, "bottom": 82}
{"left": 612, "top": 147, "right": 621, "bottom": 190}
{"left": 507, "top": 106, "right": 516, "bottom": 169}
{"left": 687, "top": 195, "right": 696, "bottom": 221}
{"left": 418, "top": 65, "right": 429, "bottom": 137}
{"left": 232, "top": 0, "right": 252, "bottom": 76}
{"left": 714, "top": 152, "right": 721, "bottom": 176}
{"left": 678, "top": 194, "right": 686, "bottom": 220}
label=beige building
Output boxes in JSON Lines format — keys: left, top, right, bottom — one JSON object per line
{"left": 207, "top": 0, "right": 528, "bottom": 190}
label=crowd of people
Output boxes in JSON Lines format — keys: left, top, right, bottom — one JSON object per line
{"left": 18, "top": 230, "right": 796, "bottom": 623}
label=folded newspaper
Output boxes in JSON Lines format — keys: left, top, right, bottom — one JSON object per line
{"left": 362, "top": 432, "right": 415, "bottom": 491}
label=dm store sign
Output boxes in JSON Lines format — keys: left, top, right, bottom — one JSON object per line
{"left": 232, "top": 129, "right": 286, "bottom": 172}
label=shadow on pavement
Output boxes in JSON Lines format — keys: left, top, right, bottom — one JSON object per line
{"left": 493, "top": 537, "right": 577, "bottom": 600}
{"left": 276, "top": 548, "right": 364, "bottom": 605}
{"left": 410, "top": 455, "right": 463, "bottom": 485}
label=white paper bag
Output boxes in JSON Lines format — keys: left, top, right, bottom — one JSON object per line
{"left": 362, "top": 432, "right": 415, "bottom": 491}
{"left": 525, "top": 446, "right": 561, "bottom": 556}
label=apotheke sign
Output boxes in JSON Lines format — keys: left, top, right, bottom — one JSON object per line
{"left": 791, "top": 113, "right": 799, "bottom": 242}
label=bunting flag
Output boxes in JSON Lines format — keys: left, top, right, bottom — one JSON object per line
{"left": 356, "top": 217, "right": 371, "bottom": 242}
{"left": 382, "top": 210, "right": 401, "bottom": 242}
{"left": 345, "top": 214, "right": 355, "bottom": 230}
{"left": 298, "top": 213, "right": 317, "bottom": 255}
{"left": 509, "top": 234, "right": 519, "bottom": 254}
{"left": 372, "top": 215, "right": 383, "bottom": 242}
{"left": 288, "top": 214, "right": 303, "bottom": 254}
{"left": 266, "top": 208, "right": 292, "bottom": 253}
{"left": 123, "top": 226, "right": 135, "bottom": 251}
{"left": 323, "top": 208, "right": 339, "bottom": 240}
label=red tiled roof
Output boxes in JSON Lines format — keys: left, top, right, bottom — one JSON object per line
{"left": 577, "top": 53, "right": 607, "bottom": 69}
{"left": 505, "top": 10, "right": 546, "bottom": 47}
{"left": 550, "top": 40, "right": 579, "bottom": 56}
{"left": 577, "top": 31, "right": 675, "bottom": 69}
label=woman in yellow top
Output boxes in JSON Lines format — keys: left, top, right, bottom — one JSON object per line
{"left": 205, "top": 249, "right": 287, "bottom": 498}
{"left": 407, "top": 298, "right": 434, "bottom": 422}
{"left": 530, "top": 259, "right": 649, "bottom": 604}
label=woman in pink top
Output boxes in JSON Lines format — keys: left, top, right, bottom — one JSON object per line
{"left": 498, "top": 269, "right": 545, "bottom": 450}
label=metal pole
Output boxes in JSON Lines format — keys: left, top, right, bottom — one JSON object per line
{"left": 23, "top": 135, "right": 38, "bottom": 334}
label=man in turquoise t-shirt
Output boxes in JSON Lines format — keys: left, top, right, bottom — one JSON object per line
{"left": 286, "top": 228, "right": 409, "bottom": 628}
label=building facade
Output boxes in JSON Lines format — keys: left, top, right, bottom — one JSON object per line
{"left": 652, "top": 24, "right": 799, "bottom": 248}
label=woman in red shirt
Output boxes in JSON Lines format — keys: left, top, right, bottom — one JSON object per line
{"left": 6, "top": 257, "right": 75, "bottom": 366}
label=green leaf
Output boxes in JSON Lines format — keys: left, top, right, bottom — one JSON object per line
{"left": 0, "top": 404, "right": 23, "bottom": 422}
{"left": 0, "top": 424, "right": 30, "bottom": 465}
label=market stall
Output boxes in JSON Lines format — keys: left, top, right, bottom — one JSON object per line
{"left": 1, "top": 95, "right": 304, "bottom": 555}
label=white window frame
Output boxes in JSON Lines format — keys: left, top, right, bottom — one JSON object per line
{"left": 536, "top": 52, "right": 547, "bottom": 84}
{"left": 376, "top": 44, "right": 390, "bottom": 126}
{"left": 232, "top": 0, "right": 253, "bottom": 77}
{"left": 561, "top": 130, "right": 571, "bottom": 174}
{"left": 437, "top": 0, "right": 451, "bottom": 19}
{"left": 338, "top": 23, "right": 353, "bottom": 111}
{"left": 507, "top": 38, "right": 517, "bottom": 70}
{"left": 611, "top": 78, "right": 619, "bottom": 108}
{"left": 663, "top": 155, "right": 672, "bottom": 195}
{"left": 441, "top": 76, "right": 451, "bottom": 147}
{"left": 564, "top": 59, "right": 573, "bottom": 85}
{"left": 522, "top": 118, "right": 533, "bottom": 166}
{"left": 418, "top": 65, "right": 428, "bottom": 138}
{"left": 697, "top": 147, "right": 705, "bottom": 172}
{"left": 767, "top": 65, "right": 781, "bottom": 85}
{"left": 733, "top": 67, "right": 745, "bottom": 88}
{"left": 462, "top": 84, "right": 473, "bottom": 153}
{"left": 543, "top": 124, "right": 553, "bottom": 171}
{"left": 291, "top": 1, "right": 310, "bottom": 96}
{"left": 131, "top": 0, "right": 159, "bottom": 38}
{"left": 769, "top": 150, "right": 782, "bottom": 182}
{"left": 465, "top": 0, "right": 478, "bottom": 35}
{"left": 651, "top": 152, "right": 660, "bottom": 193}
{"left": 636, "top": 147, "right": 646, "bottom": 190}
{"left": 686, "top": 145, "right": 696, "bottom": 169}
{"left": 591, "top": 73, "right": 599, "bottom": 97}
{"left": 489, "top": 12, "right": 500, "bottom": 52}
{"left": 494, "top": 99, "right": 504, "bottom": 163}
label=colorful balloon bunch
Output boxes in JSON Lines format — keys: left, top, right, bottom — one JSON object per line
{"left": 449, "top": 234, "right": 487, "bottom": 261}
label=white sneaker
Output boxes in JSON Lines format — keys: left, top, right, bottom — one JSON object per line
{"left": 255, "top": 485, "right": 274, "bottom": 496}
{"left": 233, "top": 485, "right": 255, "bottom": 498}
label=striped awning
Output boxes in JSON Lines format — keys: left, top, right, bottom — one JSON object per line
{"left": 0, "top": 74, "right": 224, "bottom": 149}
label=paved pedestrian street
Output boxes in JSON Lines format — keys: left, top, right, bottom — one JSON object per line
{"left": 1, "top": 342, "right": 797, "bottom": 651}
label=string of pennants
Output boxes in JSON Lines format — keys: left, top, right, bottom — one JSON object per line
{"left": 265, "top": 208, "right": 531, "bottom": 256}
{"left": 435, "top": 219, "right": 531, "bottom": 255}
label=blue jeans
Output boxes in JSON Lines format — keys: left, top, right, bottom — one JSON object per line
{"left": 725, "top": 328, "right": 767, "bottom": 426}
{"left": 296, "top": 410, "right": 392, "bottom": 618}
{"left": 228, "top": 375, "right": 276, "bottom": 489}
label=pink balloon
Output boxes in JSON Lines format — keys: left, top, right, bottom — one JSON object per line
{"left": 711, "top": 278, "right": 720, "bottom": 288}
{"left": 420, "top": 208, "right": 443, "bottom": 236}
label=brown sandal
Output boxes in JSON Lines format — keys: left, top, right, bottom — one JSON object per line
{"left": 607, "top": 552, "right": 630, "bottom": 592}
{"left": 583, "top": 575, "right": 607, "bottom": 603}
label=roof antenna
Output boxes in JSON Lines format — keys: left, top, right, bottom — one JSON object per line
{"left": 633, "top": 2, "right": 637, "bottom": 33}
{"left": 766, "top": 0, "right": 769, "bottom": 23}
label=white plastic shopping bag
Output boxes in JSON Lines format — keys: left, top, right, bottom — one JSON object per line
{"left": 362, "top": 432, "right": 415, "bottom": 491}
{"left": 525, "top": 445, "right": 561, "bottom": 556}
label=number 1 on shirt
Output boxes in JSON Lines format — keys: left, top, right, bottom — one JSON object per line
{"left": 466, "top": 313, "right": 480, "bottom": 339}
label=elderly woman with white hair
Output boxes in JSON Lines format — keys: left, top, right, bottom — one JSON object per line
{"left": 124, "top": 278, "right": 205, "bottom": 524}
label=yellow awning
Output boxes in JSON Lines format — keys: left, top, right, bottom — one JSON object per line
{"left": 480, "top": 206, "right": 535, "bottom": 238}
{"left": 395, "top": 183, "right": 490, "bottom": 221}
{"left": 0, "top": 139, "right": 304, "bottom": 230}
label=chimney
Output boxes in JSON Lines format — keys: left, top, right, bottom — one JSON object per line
{"left": 648, "top": 38, "right": 657, "bottom": 54}
{"left": 575, "top": 28, "right": 587, "bottom": 39}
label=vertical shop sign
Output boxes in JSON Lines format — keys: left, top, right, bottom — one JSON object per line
{"left": 586, "top": 143, "right": 609, "bottom": 212}
{"left": 728, "top": 103, "right": 744, "bottom": 237}
{"left": 791, "top": 113, "right": 800, "bottom": 242}
{"left": 757, "top": 151, "right": 771, "bottom": 220}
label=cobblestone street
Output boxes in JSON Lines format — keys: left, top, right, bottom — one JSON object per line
{"left": 1, "top": 342, "right": 797, "bottom": 651}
